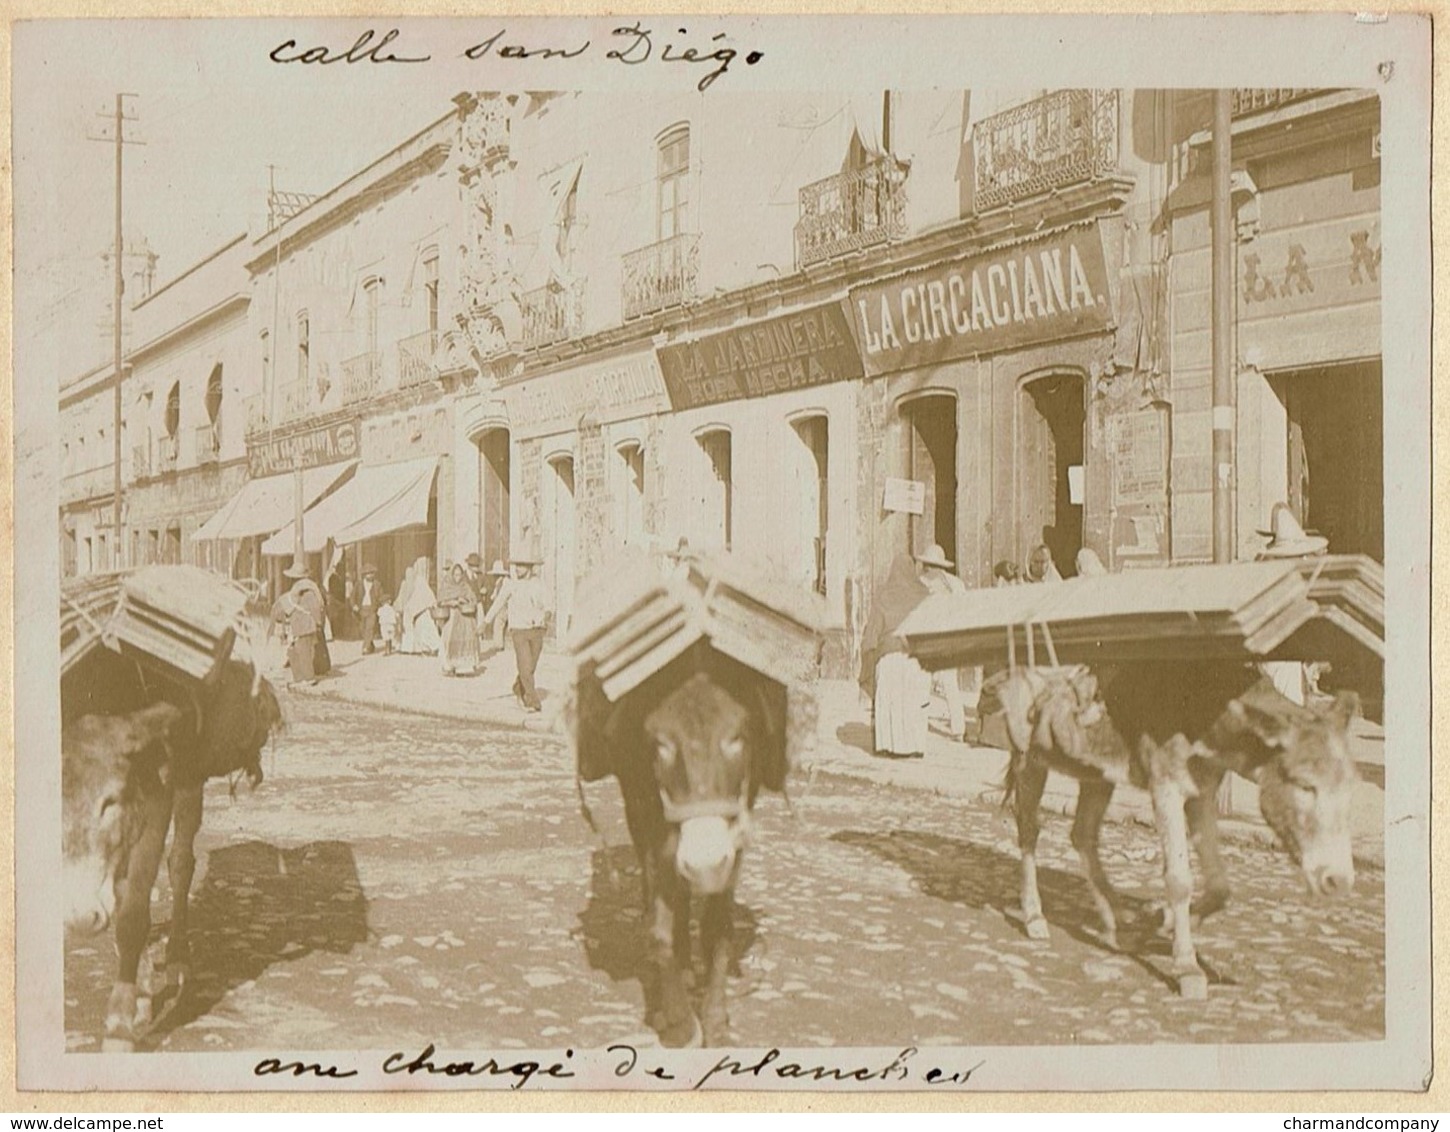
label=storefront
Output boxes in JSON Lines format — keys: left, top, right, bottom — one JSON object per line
{"left": 1168, "top": 97, "right": 1382, "bottom": 564}
{"left": 848, "top": 220, "right": 1126, "bottom": 589}
{"left": 653, "top": 299, "right": 865, "bottom": 669}
{"left": 192, "top": 418, "right": 361, "bottom": 601}
{"left": 478, "top": 348, "right": 673, "bottom": 638}
{"left": 259, "top": 404, "right": 452, "bottom": 606}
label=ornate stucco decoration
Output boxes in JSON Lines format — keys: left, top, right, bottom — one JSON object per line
{"left": 454, "top": 92, "right": 522, "bottom": 370}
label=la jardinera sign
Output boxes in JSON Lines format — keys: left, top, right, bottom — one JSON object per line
{"left": 849, "top": 224, "right": 1115, "bottom": 376}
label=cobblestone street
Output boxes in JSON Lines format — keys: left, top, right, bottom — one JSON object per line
{"left": 64, "top": 691, "right": 1386, "bottom": 1054}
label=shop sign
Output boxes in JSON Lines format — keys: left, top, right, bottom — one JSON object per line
{"left": 883, "top": 477, "right": 926, "bottom": 515}
{"left": 655, "top": 301, "right": 864, "bottom": 411}
{"left": 247, "top": 418, "right": 359, "bottom": 478}
{"left": 501, "top": 353, "right": 670, "bottom": 439}
{"left": 850, "top": 225, "right": 1114, "bottom": 377}
{"left": 1238, "top": 216, "right": 1380, "bottom": 319}
{"left": 362, "top": 404, "right": 451, "bottom": 462}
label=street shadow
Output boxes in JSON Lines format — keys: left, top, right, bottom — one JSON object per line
{"left": 577, "top": 843, "right": 760, "bottom": 1026}
{"left": 145, "top": 838, "right": 370, "bottom": 1047}
{"left": 831, "top": 827, "right": 1179, "bottom": 991}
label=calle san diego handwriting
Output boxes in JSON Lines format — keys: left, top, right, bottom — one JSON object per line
{"left": 268, "top": 24, "right": 765, "bottom": 92}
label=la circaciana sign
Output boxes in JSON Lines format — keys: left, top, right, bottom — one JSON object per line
{"left": 849, "top": 225, "right": 1114, "bottom": 376}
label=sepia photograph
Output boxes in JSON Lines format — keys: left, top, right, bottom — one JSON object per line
{"left": 10, "top": 13, "right": 1432, "bottom": 1096}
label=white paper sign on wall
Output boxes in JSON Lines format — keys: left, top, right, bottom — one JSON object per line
{"left": 883, "top": 477, "right": 926, "bottom": 515}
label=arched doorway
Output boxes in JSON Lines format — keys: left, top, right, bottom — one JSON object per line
{"left": 791, "top": 414, "right": 829, "bottom": 594}
{"left": 547, "top": 453, "right": 577, "bottom": 637}
{"left": 900, "top": 393, "right": 957, "bottom": 561}
{"left": 1017, "top": 371, "right": 1086, "bottom": 577}
{"left": 695, "top": 428, "right": 733, "bottom": 551}
{"left": 476, "top": 428, "right": 511, "bottom": 569}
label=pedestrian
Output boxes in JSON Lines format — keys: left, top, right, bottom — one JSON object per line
{"left": 915, "top": 543, "right": 970, "bottom": 742}
{"left": 324, "top": 547, "right": 349, "bottom": 640}
{"left": 485, "top": 559, "right": 510, "bottom": 653}
{"left": 377, "top": 593, "right": 400, "bottom": 656}
{"left": 439, "top": 562, "right": 481, "bottom": 677}
{"left": 356, "top": 564, "right": 381, "bottom": 654}
{"left": 482, "top": 541, "right": 549, "bottom": 712}
{"left": 1075, "top": 547, "right": 1108, "bottom": 577}
{"left": 399, "top": 555, "right": 441, "bottom": 656}
{"left": 270, "top": 563, "right": 327, "bottom": 686}
{"left": 1255, "top": 503, "right": 1329, "bottom": 705}
{"left": 1026, "top": 544, "right": 1063, "bottom": 583}
{"left": 858, "top": 552, "right": 931, "bottom": 759}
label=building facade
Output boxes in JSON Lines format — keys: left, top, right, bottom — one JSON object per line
{"left": 59, "top": 87, "right": 1384, "bottom": 680}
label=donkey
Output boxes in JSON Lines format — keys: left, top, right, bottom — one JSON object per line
{"left": 592, "top": 642, "right": 789, "bottom": 1047}
{"left": 996, "top": 660, "right": 1361, "bottom": 998}
{"left": 63, "top": 651, "right": 282, "bottom": 1050}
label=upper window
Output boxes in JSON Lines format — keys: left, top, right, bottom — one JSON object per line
{"left": 423, "top": 254, "right": 440, "bottom": 334}
{"left": 297, "top": 313, "right": 310, "bottom": 387}
{"left": 205, "top": 363, "right": 224, "bottom": 423}
{"left": 260, "top": 329, "right": 272, "bottom": 391}
{"left": 364, "top": 277, "right": 383, "bottom": 356}
{"left": 164, "top": 383, "right": 181, "bottom": 438}
{"left": 656, "top": 125, "right": 690, "bottom": 241}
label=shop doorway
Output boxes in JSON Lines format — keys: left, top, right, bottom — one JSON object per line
{"left": 477, "top": 428, "right": 511, "bottom": 570}
{"left": 697, "top": 429, "right": 734, "bottom": 551}
{"left": 1017, "top": 372, "right": 1085, "bottom": 577}
{"left": 547, "top": 454, "right": 577, "bottom": 637}
{"left": 1268, "top": 361, "right": 1384, "bottom": 562}
{"left": 900, "top": 394, "right": 957, "bottom": 562}
{"left": 792, "top": 415, "right": 829, "bottom": 594}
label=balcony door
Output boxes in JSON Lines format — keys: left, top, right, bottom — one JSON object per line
{"left": 546, "top": 454, "right": 577, "bottom": 636}
{"left": 476, "top": 428, "right": 511, "bottom": 570}
{"left": 1017, "top": 371, "right": 1085, "bottom": 576}
{"left": 900, "top": 394, "right": 957, "bottom": 563}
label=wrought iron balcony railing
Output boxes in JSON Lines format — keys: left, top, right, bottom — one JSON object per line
{"left": 794, "top": 156, "right": 909, "bottom": 269}
{"left": 278, "top": 381, "right": 311, "bottom": 422}
{"left": 519, "top": 283, "right": 584, "bottom": 350}
{"left": 1231, "top": 89, "right": 1330, "bottom": 117}
{"left": 973, "top": 89, "right": 1121, "bottom": 212}
{"left": 156, "top": 435, "right": 178, "bottom": 474}
{"left": 131, "top": 443, "right": 151, "bottom": 480}
{"left": 622, "top": 233, "right": 700, "bottom": 322}
{"left": 194, "top": 423, "right": 220, "bottom": 464}
{"left": 397, "top": 330, "right": 441, "bottom": 388}
{"left": 342, "top": 351, "right": 381, "bottom": 405}
{"left": 245, "top": 394, "right": 267, "bottom": 436}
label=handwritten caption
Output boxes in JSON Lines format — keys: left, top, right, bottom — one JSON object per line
{"left": 254, "top": 1044, "right": 986, "bottom": 1090}
{"left": 269, "top": 24, "right": 765, "bottom": 93}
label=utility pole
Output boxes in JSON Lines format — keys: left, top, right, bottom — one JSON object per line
{"left": 1210, "top": 89, "right": 1235, "bottom": 564}
{"left": 88, "top": 94, "right": 142, "bottom": 570}
{"left": 266, "top": 166, "right": 307, "bottom": 579}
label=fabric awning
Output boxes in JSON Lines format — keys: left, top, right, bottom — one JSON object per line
{"left": 191, "top": 462, "right": 357, "bottom": 542}
{"left": 261, "top": 456, "right": 438, "bottom": 556}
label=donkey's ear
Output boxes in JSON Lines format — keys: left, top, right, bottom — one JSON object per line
{"left": 1326, "top": 690, "right": 1362, "bottom": 731}
{"left": 1225, "top": 696, "right": 1293, "bottom": 748}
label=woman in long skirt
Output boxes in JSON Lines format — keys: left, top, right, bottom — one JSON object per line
{"left": 439, "top": 563, "right": 480, "bottom": 676}
{"left": 859, "top": 552, "right": 932, "bottom": 759}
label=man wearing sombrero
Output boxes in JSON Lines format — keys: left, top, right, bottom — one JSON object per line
{"left": 482, "top": 540, "right": 549, "bottom": 712}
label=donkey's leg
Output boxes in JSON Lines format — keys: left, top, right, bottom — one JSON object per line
{"left": 647, "top": 855, "right": 700, "bottom": 1049}
{"left": 1071, "top": 778, "right": 1120, "bottom": 949}
{"left": 1013, "top": 755, "right": 1051, "bottom": 941}
{"left": 1147, "top": 736, "right": 1207, "bottom": 999}
{"left": 162, "top": 782, "right": 204, "bottom": 996}
{"left": 104, "top": 782, "right": 172, "bottom": 1051}
{"left": 700, "top": 885, "right": 735, "bottom": 1046}
{"left": 1186, "top": 766, "right": 1231, "bottom": 924}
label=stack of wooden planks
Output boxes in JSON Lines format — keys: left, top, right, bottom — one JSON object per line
{"left": 900, "top": 556, "right": 1384, "bottom": 671}
{"left": 61, "top": 565, "right": 256, "bottom": 685}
